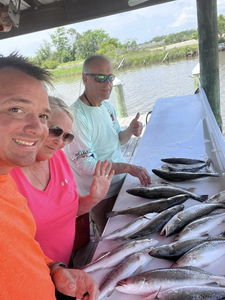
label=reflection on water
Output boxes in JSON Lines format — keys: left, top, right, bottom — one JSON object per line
{"left": 50, "top": 52, "right": 225, "bottom": 130}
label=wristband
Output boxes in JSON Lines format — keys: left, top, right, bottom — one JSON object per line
{"left": 48, "top": 261, "right": 67, "bottom": 273}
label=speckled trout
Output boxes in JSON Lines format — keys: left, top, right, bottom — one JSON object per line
{"left": 115, "top": 266, "right": 225, "bottom": 296}
{"left": 161, "top": 157, "right": 206, "bottom": 165}
{"left": 152, "top": 168, "right": 220, "bottom": 182}
{"left": 107, "top": 194, "right": 189, "bottom": 218}
{"left": 99, "top": 247, "right": 154, "bottom": 299}
{"left": 123, "top": 205, "right": 184, "bottom": 240}
{"left": 126, "top": 186, "right": 208, "bottom": 202}
{"left": 175, "top": 211, "right": 225, "bottom": 241}
{"left": 91, "top": 213, "right": 158, "bottom": 242}
{"left": 80, "top": 238, "right": 158, "bottom": 273}
{"left": 172, "top": 240, "right": 225, "bottom": 268}
{"left": 150, "top": 235, "right": 225, "bottom": 260}
{"left": 142, "top": 285, "right": 225, "bottom": 299}
{"left": 161, "top": 203, "right": 225, "bottom": 237}
{"left": 205, "top": 190, "right": 225, "bottom": 204}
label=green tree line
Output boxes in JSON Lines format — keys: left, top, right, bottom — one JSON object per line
{"left": 31, "top": 27, "right": 137, "bottom": 69}
{"left": 31, "top": 14, "right": 225, "bottom": 70}
{"left": 149, "top": 29, "right": 198, "bottom": 45}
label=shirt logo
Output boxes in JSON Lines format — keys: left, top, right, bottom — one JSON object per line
{"left": 72, "top": 150, "right": 95, "bottom": 160}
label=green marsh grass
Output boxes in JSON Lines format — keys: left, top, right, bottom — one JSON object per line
{"left": 50, "top": 44, "right": 198, "bottom": 78}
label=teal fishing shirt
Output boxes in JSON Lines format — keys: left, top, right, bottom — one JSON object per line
{"left": 64, "top": 98, "right": 125, "bottom": 197}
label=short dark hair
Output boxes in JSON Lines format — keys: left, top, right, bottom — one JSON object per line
{"left": 0, "top": 52, "right": 53, "bottom": 88}
{"left": 82, "top": 54, "right": 112, "bottom": 75}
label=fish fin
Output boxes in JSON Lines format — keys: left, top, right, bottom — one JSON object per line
{"left": 106, "top": 211, "right": 118, "bottom": 218}
{"left": 94, "top": 251, "right": 110, "bottom": 261}
{"left": 179, "top": 266, "right": 211, "bottom": 274}
{"left": 174, "top": 235, "right": 180, "bottom": 241}
{"left": 155, "top": 286, "right": 163, "bottom": 299}
{"left": 160, "top": 228, "right": 166, "bottom": 236}
{"left": 170, "top": 262, "right": 177, "bottom": 268}
{"left": 201, "top": 262, "right": 210, "bottom": 267}
{"left": 206, "top": 282, "right": 220, "bottom": 287}
{"left": 113, "top": 237, "right": 129, "bottom": 243}
{"left": 133, "top": 266, "right": 143, "bottom": 275}
{"left": 90, "top": 236, "right": 102, "bottom": 242}
{"left": 219, "top": 231, "right": 225, "bottom": 237}
{"left": 186, "top": 187, "right": 196, "bottom": 192}
{"left": 197, "top": 195, "right": 208, "bottom": 202}
{"left": 106, "top": 289, "right": 115, "bottom": 297}
{"left": 201, "top": 232, "right": 209, "bottom": 237}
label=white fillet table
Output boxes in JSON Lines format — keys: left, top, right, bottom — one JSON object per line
{"left": 89, "top": 87, "right": 225, "bottom": 300}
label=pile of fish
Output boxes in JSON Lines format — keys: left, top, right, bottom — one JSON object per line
{"left": 80, "top": 157, "right": 225, "bottom": 299}
{"left": 152, "top": 157, "right": 221, "bottom": 182}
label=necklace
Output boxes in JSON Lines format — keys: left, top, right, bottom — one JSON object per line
{"left": 29, "top": 166, "right": 46, "bottom": 189}
{"left": 83, "top": 92, "right": 93, "bottom": 107}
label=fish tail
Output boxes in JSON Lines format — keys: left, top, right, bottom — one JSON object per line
{"left": 206, "top": 157, "right": 212, "bottom": 167}
{"left": 197, "top": 195, "right": 208, "bottom": 202}
{"left": 106, "top": 211, "right": 118, "bottom": 218}
{"left": 217, "top": 278, "right": 225, "bottom": 286}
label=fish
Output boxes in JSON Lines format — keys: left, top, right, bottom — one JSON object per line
{"left": 152, "top": 168, "right": 220, "bottom": 182}
{"left": 204, "top": 190, "right": 225, "bottom": 204}
{"left": 161, "top": 158, "right": 211, "bottom": 173}
{"left": 107, "top": 194, "right": 189, "bottom": 218}
{"left": 161, "top": 203, "right": 225, "bottom": 237}
{"left": 175, "top": 211, "right": 225, "bottom": 241}
{"left": 172, "top": 240, "right": 225, "bottom": 268}
{"left": 99, "top": 248, "right": 154, "bottom": 299}
{"left": 142, "top": 285, "right": 225, "bottom": 300}
{"left": 126, "top": 186, "right": 208, "bottom": 202}
{"left": 122, "top": 205, "right": 184, "bottom": 240}
{"left": 149, "top": 235, "right": 225, "bottom": 260}
{"left": 115, "top": 266, "right": 225, "bottom": 296}
{"left": 91, "top": 213, "right": 158, "bottom": 242}
{"left": 161, "top": 157, "right": 206, "bottom": 165}
{"left": 79, "top": 238, "right": 158, "bottom": 273}
{"left": 143, "top": 181, "right": 197, "bottom": 192}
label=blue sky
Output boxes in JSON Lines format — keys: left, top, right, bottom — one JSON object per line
{"left": 0, "top": 0, "right": 225, "bottom": 57}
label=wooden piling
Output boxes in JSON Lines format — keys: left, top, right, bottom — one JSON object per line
{"left": 192, "top": 63, "right": 200, "bottom": 92}
{"left": 113, "top": 77, "right": 127, "bottom": 118}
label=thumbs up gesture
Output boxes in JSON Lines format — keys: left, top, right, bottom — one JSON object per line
{"left": 130, "top": 112, "right": 143, "bottom": 137}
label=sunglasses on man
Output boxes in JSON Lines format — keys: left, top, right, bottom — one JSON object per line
{"left": 48, "top": 126, "right": 74, "bottom": 145}
{"left": 84, "top": 74, "right": 115, "bottom": 83}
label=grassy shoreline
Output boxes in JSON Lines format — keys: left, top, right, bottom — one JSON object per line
{"left": 50, "top": 44, "right": 199, "bottom": 78}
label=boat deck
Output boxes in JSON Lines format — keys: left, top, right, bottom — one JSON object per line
{"left": 70, "top": 112, "right": 149, "bottom": 268}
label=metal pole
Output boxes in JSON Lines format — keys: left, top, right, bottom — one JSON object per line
{"left": 196, "top": 0, "right": 222, "bottom": 131}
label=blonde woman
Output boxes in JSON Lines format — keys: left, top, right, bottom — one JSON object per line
{"left": 11, "top": 96, "right": 114, "bottom": 267}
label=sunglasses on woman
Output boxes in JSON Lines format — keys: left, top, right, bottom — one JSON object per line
{"left": 84, "top": 73, "right": 115, "bottom": 83}
{"left": 48, "top": 126, "right": 74, "bottom": 144}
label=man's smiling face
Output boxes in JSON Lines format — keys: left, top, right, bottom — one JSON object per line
{"left": 0, "top": 67, "right": 50, "bottom": 174}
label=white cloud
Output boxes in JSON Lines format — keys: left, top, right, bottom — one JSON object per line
{"left": 169, "top": 5, "right": 196, "bottom": 28}
{"left": 218, "top": 0, "right": 225, "bottom": 11}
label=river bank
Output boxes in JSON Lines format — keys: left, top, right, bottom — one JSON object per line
{"left": 51, "top": 40, "right": 199, "bottom": 78}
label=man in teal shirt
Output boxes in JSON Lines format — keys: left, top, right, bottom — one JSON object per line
{"left": 64, "top": 54, "right": 151, "bottom": 235}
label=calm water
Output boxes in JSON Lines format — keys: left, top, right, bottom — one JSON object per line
{"left": 51, "top": 52, "right": 225, "bottom": 128}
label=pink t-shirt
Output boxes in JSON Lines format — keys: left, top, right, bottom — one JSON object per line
{"left": 10, "top": 150, "right": 79, "bottom": 266}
